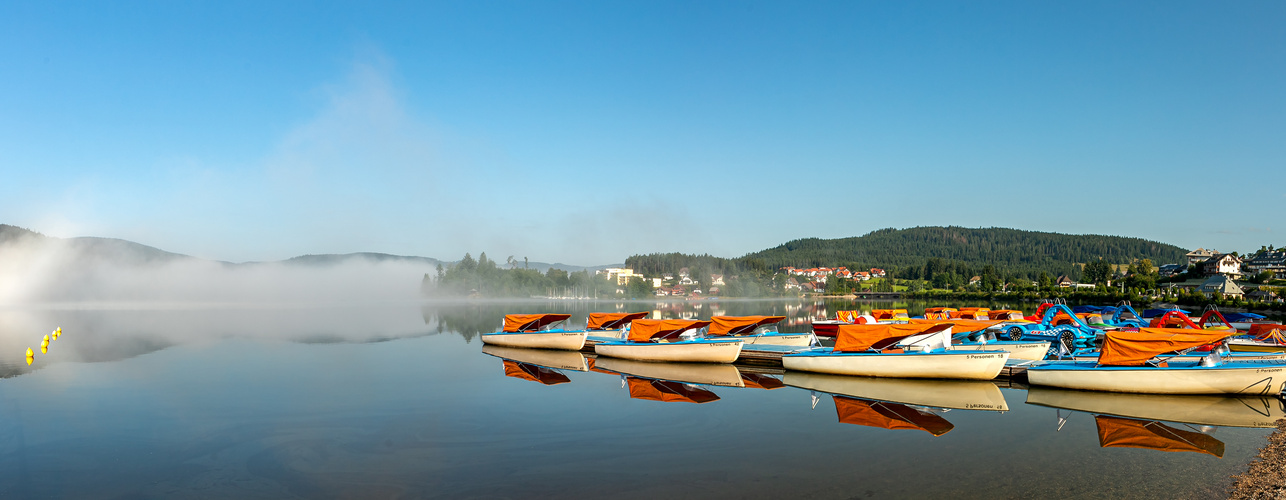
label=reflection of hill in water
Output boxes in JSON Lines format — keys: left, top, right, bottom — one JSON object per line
{"left": 0, "top": 336, "right": 173, "bottom": 380}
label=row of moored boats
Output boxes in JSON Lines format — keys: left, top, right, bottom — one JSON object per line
{"left": 480, "top": 306, "right": 1286, "bottom": 396}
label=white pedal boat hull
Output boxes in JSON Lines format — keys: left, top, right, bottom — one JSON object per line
{"left": 783, "top": 350, "right": 1009, "bottom": 380}
{"left": 594, "top": 339, "right": 744, "bottom": 363}
{"left": 480, "top": 330, "right": 588, "bottom": 350}
{"left": 954, "top": 341, "right": 1049, "bottom": 361}
{"left": 1027, "top": 360, "right": 1286, "bottom": 395}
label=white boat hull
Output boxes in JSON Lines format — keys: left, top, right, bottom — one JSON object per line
{"left": 783, "top": 350, "right": 1009, "bottom": 380}
{"left": 954, "top": 341, "right": 1049, "bottom": 361}
{"left": 739, "top": 333, "right": 816, "bottom": 347}
{"left": 1027, "top": 361, "right": 1286, "bottom": 395}
{"left": 594, "top": 340, "right": 744, "bottom": 363}
{"left": 480, "top": 330, "right": 588, "bottom": 350}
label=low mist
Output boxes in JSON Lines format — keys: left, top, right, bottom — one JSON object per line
{"left": 0, "top": 227, "right": 448, "bottom": 375}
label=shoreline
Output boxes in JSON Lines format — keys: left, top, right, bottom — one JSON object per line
{"left": 1229, "top": 418, "right": 1286, "bottom": 499}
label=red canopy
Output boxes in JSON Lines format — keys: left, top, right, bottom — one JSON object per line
{"left": 587, "top": 312, "right": 649, "bottom": 331}
{"left": 1096, "top": 415, "right": 1224, "bottom": 457}
{"left": 502, "top": 314, "right": 572, "bottom": 332}
{"left": 627, "top": 319, "right": 712, "bottom": 342}
{"left": 709, "top": 316, "right": 787, "bottom": 335}
{"left": 627, "top": 377, "right": 719, "bottom": 403}
{"left": 502, "top": 360, "right": 571, "bottom": 386}
{"left": 1098, "top": 328, "right": 1234, "bottom": 366}
{"left": 834, "top": 396, "right": 953, "bottom": 436}
{"left": 834, "top": 323, "right": 945, "bottom": 352}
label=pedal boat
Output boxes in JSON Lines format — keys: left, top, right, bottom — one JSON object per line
{"left": 585, "top": 311, "right": 650, "bottom": 339}
{"left": 811, "top": 310, "right": 873, "bottom": 337}
{"left": 909, "top": 319, "right": 1050, "bottom": 361}
{"left": 782, "top": 323, "right": 1009, "bottom": 380}
{"left": 709, "top": 315, "right": 817, "bottom": 346}
{"left": 593, "top": 319, "right": 744, "bottom": 363}
{"left": 1027, "top": 328, "right": 1286, "bottom": 395}
{"left": 1227, "top": 324, "right": 1286, "bottom": 353}
{"left": 480, "top": 314, "right": 587, "bottom": 350}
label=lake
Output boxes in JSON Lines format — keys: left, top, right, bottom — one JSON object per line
{"left": 0, "top": 299, "right": 1275, "bottom": 499}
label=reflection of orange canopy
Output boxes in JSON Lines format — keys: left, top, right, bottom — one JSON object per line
{"left": 1095, "top": 415, "right": 1224, "bottom": 457}
{"left": 626, "top": 377, "right": 719, "bottom": 403}
{"left": 1098, "top": 328, "right": 1234, "bottom": 366}
{"left": 872, "top": 309, "right": 909, "bottom": 320}
{"left": 835, "top": 310, "right": 861, "bottom": 323}
{"left": 709, "top": 316, "right": 787, "bottom": 335}
{"left": 740, "top": 373, "right": 785, "bottom": 390}
{"left": 834, "top": 323, "right": 942, "bottom": 352}
{"left": 627, "top": 319, "right": 712, "bottom": 342}
{"left": 587, "top": 312, "right": 649, "bottom": 330}
{"left": 503, "top": 360, "right": 571, "bottom": 385}
{"left": 502, "top": 314, "right": 572, "bottom": 332}
{"left": 909, "top": 318, "right": 1003, "bottom": 333}
{"left": 834, "top": 396, "right": 953, "bottom": 436}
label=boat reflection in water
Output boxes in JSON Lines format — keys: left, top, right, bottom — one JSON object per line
{"left": 1026, "top": 386, "right": 1285, "bottom": 429}
{"left": 592, "top": 357, "right": 751, "bottom": 404}
{"left": 481, "top": 345, "right": 590, "bottom": 386}
{"left": 593, "top": 357, "right": 785, "bottom": 390}
{"left": 784, "top": 372, "right": 1009, "bottom": 411}
{"left": 1026, "top": 387, "right": 1286, "bottom": 458}
{"left": 624, "top": 377, "right": 721, "bottom": 404}
{"left": 785, "top": 372, "right": 1010, "bottom": 436}
{"left": 1094, "top": 415, "right": 1225, "bottom": 458}
{"left": 832, "top": 396, "right": 955, "bottom": 436}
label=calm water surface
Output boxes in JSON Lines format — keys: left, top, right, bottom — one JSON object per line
{"left": 0, "top": 299, "right": 1276, "bottom": 499}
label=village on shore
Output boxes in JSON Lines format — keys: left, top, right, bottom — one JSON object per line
{"left": 593, "top": 246, "right": 1285, "bottom": 308}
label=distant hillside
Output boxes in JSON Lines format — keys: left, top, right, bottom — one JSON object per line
{"left": 628, "top": 226, "right": 1188, "bottom": 281}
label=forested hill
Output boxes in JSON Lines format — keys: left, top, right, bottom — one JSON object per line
{"left": 627, "top": 227, "right": 1187, "bottom": 281}
{"left": 748, "top": 227, "right": 1186, "bottom": 278}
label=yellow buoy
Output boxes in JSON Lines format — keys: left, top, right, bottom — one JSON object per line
{"left": 25, "top": 348, "right": 33, "bottom": 365}
{"left": 41, "top": 345, "right": 47, "bottom": 354}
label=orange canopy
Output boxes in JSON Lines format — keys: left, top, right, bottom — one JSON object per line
{"left": 626, "top": 377, "right": 719, "bottom": 403}
{"left": 950, "top": 310, "right": 989, "bottom": 320}
{"left": 740, "top": 373, "right": 785, "bottom": 390}
{"left": 1095, "top": 415, "right": 1224, "bottom": 457}
{"left": 587, "top": 312, "right": 649, "bottom": 330}
{"left": 989, "top": 310, "right": 1025, "bottom": 320}
{"left": 909, "top": 318, "right": 1004, "bottom": 333}
{"left": 1097, "top": 328, "right": 1234, "bottom": 366}
{"left": 834, "top": 323, "right": 941, "bottom": 352}
{"left": 627, "top": 319, "right": 712, "bottom": 342}
{"left": 502, "top": 313, "right": 572, "bottom": 332}
{"left": 503, "top": 360, "right": 571, "bottom": 385}
{"left": 709, "top": 315, "right": 787, "bottom": 335}
{"left": 1249, "top": 323, "right": 1286, "bottom": 339}
{"left": 958, "top": 307, "right": 990, "bottom": 312}
{"left": 834, "top": 396, "right": 954, "bottom": 436}
{"left": 871, "top": 309, "right": 909, "bottom": 320}
{"left": 835, "top": 310, "right": 861, "bottom": 323}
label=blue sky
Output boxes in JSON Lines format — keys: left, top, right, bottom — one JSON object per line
{"left": 2, "top": 1, "right": 1283, "bottom": 264}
